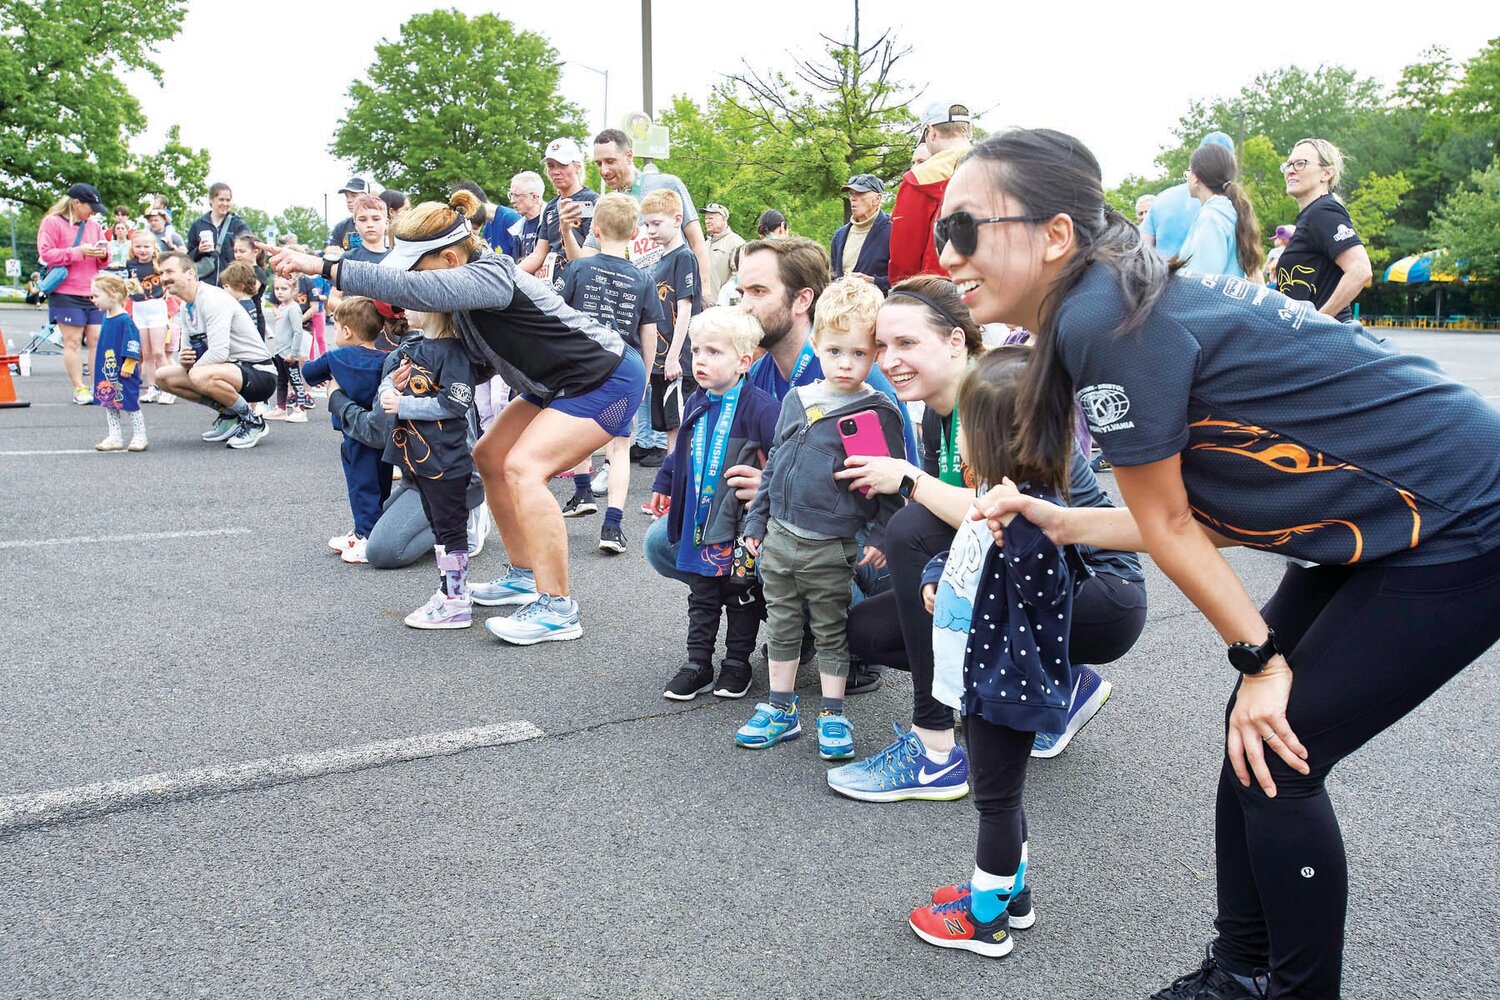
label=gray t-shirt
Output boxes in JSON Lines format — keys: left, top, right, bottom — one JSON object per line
{"left": 586, "top": 171, "right": 698, "bottom": 274}
{"left": 183, "top": 283, "right": 271, "bottom": 366}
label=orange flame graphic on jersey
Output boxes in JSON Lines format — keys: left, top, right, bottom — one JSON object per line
{"left": 392, "top": 361, "right": 447, "bottom": 478}
{"left": 1185, "top": 417, "right": 1421, "bottom": 564}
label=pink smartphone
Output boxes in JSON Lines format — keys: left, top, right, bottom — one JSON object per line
{"left": 837, "top": 409, "right": 890, "bottom": 495}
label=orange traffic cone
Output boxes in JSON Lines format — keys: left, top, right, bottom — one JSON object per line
{"left": 0, "top": 348, "right": 31, "bottom": 408}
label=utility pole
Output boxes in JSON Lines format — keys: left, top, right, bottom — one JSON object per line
{"left": 641, "top": 0, "right": 653, "bottom": 117}
{"left": 1235, "top": 108, "right": 1246, "bottom": 174}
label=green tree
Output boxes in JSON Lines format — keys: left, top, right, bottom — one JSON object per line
{"left": 1449, "top": 37, "right": 1500, "bottom": 148}
{"left": 330, "top": 9, "right": 586, "bottom": 199}
{"left": 1343, "top": 171, "right": 1413, "bottom": 269}
{"left": 275, "top": 206, "right": 328, "bottom": 249}
{"left": 1430, "top": 158, "right": 1500, "bottom": 282}
{"left": 0, "top": 0, "right": 208, "bottom": 211}
{"left": 658, "top": 14, "right": 920, "bottom": 244}
{"left": 237, "top": 207, "right": 274, "bottom": 240}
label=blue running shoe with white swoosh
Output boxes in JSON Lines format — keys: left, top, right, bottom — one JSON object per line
{"left": 826, "top": 723, "right": 969, "bottom": 802}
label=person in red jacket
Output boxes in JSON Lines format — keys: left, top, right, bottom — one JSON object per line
{"left": 888, "top": 101, "right": 974, "bottom": 285}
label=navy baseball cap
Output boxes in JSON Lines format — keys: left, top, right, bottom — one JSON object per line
{"left": 67, "top": 183, "right": 106, "bottom": 215}
{"left": 842, "top": 174, "right": 885, "bottom": 194}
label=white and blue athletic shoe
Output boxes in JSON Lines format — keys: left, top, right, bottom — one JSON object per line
{"left": 485, "top": 594, "right": 582, "bottom": 645}
{"left": 470, "top": 566, "right": 539, "bottom": 607}
{"left": 826, "top": 724, "right": 969, "bottom": 802}
{"left": 1031, "top": 665, "right": 1112, "bottom": 759}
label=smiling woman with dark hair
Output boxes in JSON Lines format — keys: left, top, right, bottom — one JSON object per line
{"left": 950, "top": 127, "right": 1500, "bottom": 999}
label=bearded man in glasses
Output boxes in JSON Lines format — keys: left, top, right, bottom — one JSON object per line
{"left": 888, "top": 101, "right": 973, "bottom": 285}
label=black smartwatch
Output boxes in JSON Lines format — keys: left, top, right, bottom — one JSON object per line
{"left": 321, "top": 255, "right": 336, "bottom": 281}
{"left": 1227, "top": 629, "right": 1282, "bottom": 675}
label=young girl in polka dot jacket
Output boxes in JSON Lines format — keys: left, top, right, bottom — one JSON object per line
{"left": 907, "top": 347, "right": 1088, "bottom": 960}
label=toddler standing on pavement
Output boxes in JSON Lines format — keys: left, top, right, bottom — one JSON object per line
{"left": 649, "top": 308, "right": 780, "bottom": 701}
{"left": 739, "top": 278, "right": 906, "bottom": 761}
{"left": 89, "top": 275, "right": 146, "bottom": 452}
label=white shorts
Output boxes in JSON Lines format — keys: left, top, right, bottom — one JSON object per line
{"left": 133, "top": 298, "right": 169, "bottom": 329}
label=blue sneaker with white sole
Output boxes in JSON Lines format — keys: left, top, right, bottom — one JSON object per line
{"left": 826, "top": 724, "right": 969, "bottom": 802}
{"left": 471, "top": 566, "right": 538, "bottom": 607}
{"left": 1031, "top": 665, "right": 1112, "bottom": 759}
{"left": 817, "top": 711, "right": 855, "bottom": 761}
{"left": 485, "top": 594, "right": 582, "bottom": 645}
{"left": 735, "top": 699, "right": 801, "bottom": 749}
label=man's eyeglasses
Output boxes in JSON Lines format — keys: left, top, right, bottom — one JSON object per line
{"left": 934, "top": 210, "right": 1049, "bottom": 257}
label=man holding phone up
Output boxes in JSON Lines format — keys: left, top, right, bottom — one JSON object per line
{"left": 735, "top": 276, "right": 907, "bottom": 761}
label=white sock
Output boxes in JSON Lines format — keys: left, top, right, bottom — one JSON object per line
{"left": 130, "top": 410, "right": 146, "bottom": 437}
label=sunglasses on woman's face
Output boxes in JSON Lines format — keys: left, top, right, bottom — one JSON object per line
{"left": 934, "top": 209, "right": 1049, "bottom": 257}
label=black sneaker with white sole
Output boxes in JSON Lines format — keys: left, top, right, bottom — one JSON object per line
{"left": 663, "top": 662, "right": 715, "bottom": 701}
{"left": 598, "top": 522, "right": 627, "bottom": 553}
{"left": 713, "top": 659, "right": 753, "bottom": 699}
{"left": 847, "top": 658, "right": 884, "bottom": 694}
{"left": 562, "top": 493, "right": 599, "bottom": 518}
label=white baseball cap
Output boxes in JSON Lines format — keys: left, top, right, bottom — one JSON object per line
{"left": 543, "top": 138, "right": 585, "bottom": 166}
{"left": 919, "top": 100, "right": 972, "bottom": 130}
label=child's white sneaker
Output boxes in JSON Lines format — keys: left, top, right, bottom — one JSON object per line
{"left": 328, "top": 530, "right": 357, "bottom": 554}
{"left": 341, "top": 536, "right": 369, "bottom": 564}
{"left": 404, "top": 591, "right": 472, "bottom": 629}
{"left": 95, "top": 435, "right": 124, "bottom": 452}
{"left": 127, "top": 436, "right": 148, "bottom": 452}
{"left": 286, "top": 409, "right": 308, "bottom": 423}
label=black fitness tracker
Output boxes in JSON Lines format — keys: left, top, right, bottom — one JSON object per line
{"left": 1228, "top": 629, "right": 1282, "bottom": 675}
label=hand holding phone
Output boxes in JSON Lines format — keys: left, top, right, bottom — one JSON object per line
{"left": 836, "top": 410, "right": 890, "bottom": 495}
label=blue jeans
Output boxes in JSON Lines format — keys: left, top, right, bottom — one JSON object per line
{"left": 634, "top": 391, "right": 665, "bottom": 450}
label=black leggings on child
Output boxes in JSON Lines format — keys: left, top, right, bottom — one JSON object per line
{"left": 686, "top": 575, "right": 762, "bottom": 667}
{"left": 965, "top": 714, "right": 1033, "bottom": 879}
{"left": 272, "top": 356, "right": 308, "bottom": 409}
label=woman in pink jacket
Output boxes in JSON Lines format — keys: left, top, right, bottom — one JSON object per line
{"left": 37, "top": 183, "right": 110, "bottom": 403}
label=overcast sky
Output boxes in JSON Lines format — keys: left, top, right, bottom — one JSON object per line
{"left": 124, "top": 1, "right": 1498, "bottom": 217}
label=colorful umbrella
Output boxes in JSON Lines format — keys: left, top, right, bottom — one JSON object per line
{"left": 1384, "top": 251, "right": 1465, "bottom": 284}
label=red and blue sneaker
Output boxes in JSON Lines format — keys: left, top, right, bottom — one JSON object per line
{"left": 929, "top": 881, "right": 1035, "bottom": 929}
{"left": 908, "top": 894, "right": 1013, "bottom": 958}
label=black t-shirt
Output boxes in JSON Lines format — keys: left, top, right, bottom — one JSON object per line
{"left": 1276, "top": 194, "right": 1364, "bottom": 322}
{"left": 560, "top": 255, "right": 654, "bottom": 353}
{"left": 382, "top": 336, "right": 475, "bottom": 480}
{"left": 343, "top": 245, "right": 390, "bottom": 265}
{"left": 540, "top": 188, "right": 599, "bottom": 281}
{"left": 651, "top": 243, "right": 702, "bottom": 370}
{"left": 126, "top": 260, "right": 164, "bottom": 301}
{"left": 515, "top": 215, "right": 542, "bottom": 262}
{"left": 1057, "top": 261, "right": 1500, "bottom": 567}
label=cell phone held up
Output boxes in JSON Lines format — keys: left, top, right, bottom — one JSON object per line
{"left": 837, "top": 409, "right": 889, "bottom": 495}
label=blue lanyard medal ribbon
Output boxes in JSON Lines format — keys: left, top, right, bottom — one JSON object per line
{"left": 788, "top": 340, "right": 816, "bottom": 388}
{"left": 691, "top": 383, "right": 743, "bottom": 546}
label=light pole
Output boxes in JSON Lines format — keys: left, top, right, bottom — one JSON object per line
{"left": 570, "top": 61, "right": 610, "bottom": 133}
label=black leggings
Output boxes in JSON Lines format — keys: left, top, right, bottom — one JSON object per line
{"left": 847, "top": 502, "right": 1148, "bottom": 730}
{"left": 1211, "top": 549, "right": 1500, "bottom": 999}
{"left": 966, "top": 713, "right": 1033, "bottom": 878}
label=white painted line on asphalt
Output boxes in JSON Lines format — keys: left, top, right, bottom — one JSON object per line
{"left": 0, "top": 527, "right": 252, "bottom": 550}
{"left": 0, "top": 720, "right": 546, "bottom": 835}
{"left": 0, "top": 449, "right": 104, "bottom": 456}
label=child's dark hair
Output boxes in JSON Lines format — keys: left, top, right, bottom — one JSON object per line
{"left": 958, "top": 346, "right": 1067, "bottom": 493}
{"left": 219, "top": 261, "right": 259, "bottom": 295}
{"left": 233, "top": 232, "right": 267, "bottom": 267}
{"left": 377, "top": 300, "right": 409, "bottom": 343}
{"left": 334, "top": 295, "right": 383, "bottom": 342}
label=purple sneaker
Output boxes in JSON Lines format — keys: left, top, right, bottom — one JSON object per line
{"left": 404, "top": 591, "right": 473, "bottom": 630}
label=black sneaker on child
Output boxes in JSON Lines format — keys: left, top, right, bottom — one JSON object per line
{"left": 638, "top": 447, "right": 667, "bottom": 468}
{"left": 1149, "top": 946, "right": 1266, "bottom": 1000}
{"left": 629, "top": 443, "right": 651, "bottom": 462}
{"left": 598, "top": 522, "right": 627, "bottom": 553}
{"left": 663, "top": 662, "right": 715, "bottom": 701}
{"left": 562, "top": 493, "right": 599, "bottom": 518}
{"left": 713, "top": 659, "right": 753, "bottom": 699}
{"left": 846, "top": 657, "right": 884, "bottom": 694}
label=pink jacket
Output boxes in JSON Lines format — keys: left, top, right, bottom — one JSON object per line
{"left": 37, "top": 213, "right": 105, "bottom": 296}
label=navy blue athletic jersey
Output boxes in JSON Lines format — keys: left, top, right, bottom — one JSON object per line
{"left": 560, "top": 254, "right": 654, "bottom": 353}
{"left": 1057, "top": 262, "right": 1500, "bottom": 566}
{"left": 382, "top": 337, "right": 474, "bottom": 480}
{"left": 651, "top": 243, "right": 702, "bottom": 371}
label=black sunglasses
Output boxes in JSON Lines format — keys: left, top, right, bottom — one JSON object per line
{"left": 934, "top": 210, "right": 1049, "bottom": 256}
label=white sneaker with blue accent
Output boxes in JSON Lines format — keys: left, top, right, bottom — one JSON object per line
{"left": 826, "top": 724, "right": 969, "bottom": 802}
{"left": 470, "top": 566, "right": 538, "bottom": 607}
{"left": 485, "top": 594, "right": 582, "bottom": 645}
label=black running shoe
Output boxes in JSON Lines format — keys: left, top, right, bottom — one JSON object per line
{"left": 847, "top": 658, "right": 884, "bottom": 695}
{"left": 598, "top": 522, "right": 627, "bottom": 554}
{"left": 638, "top": 448, "right": 666, "bottom": 468}
{"left": 663, "top": 662, "right": 715, "bottom": 701}
{"left": 1150, "top": 946, "right": 1265, "bottom": 1000}
{"left": 562, "top": 493, "right": 599, "bottom": 518}
{"left": 713, "top": 660, "right": 753, "bottom": 699}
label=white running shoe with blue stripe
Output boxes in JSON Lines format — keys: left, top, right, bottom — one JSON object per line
{"left": 485, "top": 594, "right": 582, "bottom": 645}
{"left": 470, "top": 566, "right": 538, "bottom": 607}
{"left": 826, "top": 724, "right": 969, "bottom": 802}
{"left": 1031, "top": 665, "right": 1112, "bottom": 759}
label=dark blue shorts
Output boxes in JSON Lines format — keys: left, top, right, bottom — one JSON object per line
{"left": 49, "top": 292, "right": 103, "bottom": 328}
{"left": 522, "top": 349, "right": 646, "bottom": 438}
